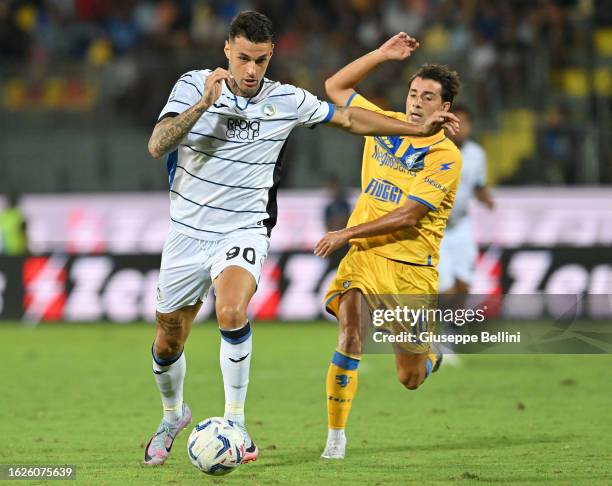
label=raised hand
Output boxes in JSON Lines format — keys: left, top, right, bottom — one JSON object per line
{"left": 378, "top": 32, "right": 420, "bottom": 61}
{"left": 423, "top": 110, "right": 460, "bottom": 136}
{"left": 200, "top": 68, "right": 232, "bottom": 108}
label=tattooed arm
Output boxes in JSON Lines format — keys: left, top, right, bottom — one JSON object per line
{"left": 148, "top": 68, "right": 232, "bottom": 159}
{"left": 148, "top": 104, "right": 208, "bottom": 159}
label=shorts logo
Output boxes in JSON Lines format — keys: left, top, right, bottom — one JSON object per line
{"left": 156, "top": 286, "right": 163, "bottom": 302}
{"left": 262, "top": 103, "right": 276, "bottom": 117}
{"left": 226, "top": 118, "right": 260, "bottom": 140}
{"left": 343, "top": 280, "right": 351, "bottom": 289}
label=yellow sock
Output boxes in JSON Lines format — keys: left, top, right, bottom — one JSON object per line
{"left": 326, "top": 351, "right": 360, "bottom": 430}
{"left": 427, "top": 350, "right": 438, "bottom": 376}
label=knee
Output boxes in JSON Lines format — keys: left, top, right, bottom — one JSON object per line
{"left": 397, "top": 369, "right": 423, "bottom": 390}
{"left": 155, "top": 339, "right": 182, "bottom": 358}
{"left": 216, "top": 303, "right": 246, "bottom": 329}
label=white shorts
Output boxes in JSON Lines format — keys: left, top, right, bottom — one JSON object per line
{"left": 438, "top": 221, "right": 478, "bottom": 293}
{"left": 156, "top": 228, "right": 269, "bottom": 313}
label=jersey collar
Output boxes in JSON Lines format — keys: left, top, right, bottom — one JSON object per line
{"left": 409, "top": 129, "right": 446, "bottom": 147}
{"left": 223, "top": 79, "right": 265, "bottom": 111}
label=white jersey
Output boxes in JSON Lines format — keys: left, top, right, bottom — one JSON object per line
{"left": 448, "top": 140, "right": 487, "bottom": 227}
{"left": 158, "top": 69, "right": 334, "bottom": 239}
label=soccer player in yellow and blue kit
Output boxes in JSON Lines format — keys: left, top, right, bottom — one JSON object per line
{"left": 314, "top": 33, "right": 463, "bottom": 459}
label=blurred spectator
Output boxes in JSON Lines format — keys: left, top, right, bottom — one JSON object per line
{"left": 0, "top": 2, "right": 32, "bottom": 61}
{"left": 323, "top": 175, "right": 351, "bottom": 234}
{"left": 316, "top": 175, "right": 351, "bottom": 292}
{"left": 0, "top": 194, "right": 29, "bottom": 255}
{"left": 536, "top": 104, "right": 584, "bottom": 183}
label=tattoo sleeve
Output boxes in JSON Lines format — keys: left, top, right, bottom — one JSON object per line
{"left": 155, "top": 311, "right": 184, "bottom": 337}
{"left": 148, "top": 102, "right": 208, "bottom": 158}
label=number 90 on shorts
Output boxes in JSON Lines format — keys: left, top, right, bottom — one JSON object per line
{"left": 156, "top": 229, "right": 270, "bottom": 313}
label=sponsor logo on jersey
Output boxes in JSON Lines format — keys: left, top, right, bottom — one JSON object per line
{"left": 372, "top": 137, "right": 429, "bottom": 173}
{"left": 226, "top": 118, "right": 260, "bottom": 140}
{"left": 439, "top": 162, "right": 455, "bottom": 171}
{"left": 424, "top": 177, "right": 449, "bottom": 194}
{"left": 372, "top": 145, "right": 410, "bottom": 174}
{"left": 364, "top": 178, "right": 405, "bottom": 204}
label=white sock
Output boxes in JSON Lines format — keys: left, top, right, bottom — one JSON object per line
{"left": 219, "top": 322, "right": 252, "bottom": 426}
{"left": 152, "top": 349, "right": 186, "bottom": 423}
{"left": 327, "top": 429, "right": 346, "bottom": 442}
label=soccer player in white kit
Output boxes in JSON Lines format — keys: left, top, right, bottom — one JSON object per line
{"left": 143, "top": 11, "right": 460, "bottom": 466}
{"left": 438, "top": 104, "right": 494, "bottom": 294}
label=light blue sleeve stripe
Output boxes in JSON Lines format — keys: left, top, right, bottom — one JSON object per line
{"left": 346, "top": 91, "right": 358, "bottom": 107}
{"left": 408, "top": 195, "right": 437, "bottom": 211}
{"left": 323, "top": 102, "right": 335, "bottom": 123}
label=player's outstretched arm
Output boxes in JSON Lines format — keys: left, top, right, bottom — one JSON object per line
{"left": 329, "top": 105, "right": 459, "bottom": 137}
{"left": 314, "top": 200, "right": 429, "bottom": 258}
{"left": 148, "top": 68, "right": 232, "bottom": 159}
{"left": 325, "top": 32, "right": 419, "bottom": 105}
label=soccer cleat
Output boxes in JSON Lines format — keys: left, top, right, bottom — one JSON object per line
{"left": 233, "top": 422, "right": 259, "bottom": 464}
{"left": 242, "top": 440, "right": 259, "bottom": 464}
{"left": 144, "top": 403, "right": 192, "bottom": 466}
{"left": 321, "top": 434, "right": 346, "bottom": 459}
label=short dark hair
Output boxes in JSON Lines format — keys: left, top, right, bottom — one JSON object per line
{"left": 452, "top": 103, "right": 473, "bottom": 121}
{"left": 409, "top": 64, "right": 462, "bottom": 104}
{"left": 229, "top": 11, "right": 274, "bottom": 43}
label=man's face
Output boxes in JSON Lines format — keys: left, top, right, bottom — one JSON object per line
{"left": 405, "top": 76, "right": 450, "bottom": 126}
{"left": 449, "top": 111, "right": 472, "bottom": 146}
{"left": 224, "top": 36, "right": 273, "bottom": 97}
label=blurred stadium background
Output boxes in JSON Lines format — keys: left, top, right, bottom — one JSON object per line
{"left": 0, "top": 0, "right": 611, "bottom": 322}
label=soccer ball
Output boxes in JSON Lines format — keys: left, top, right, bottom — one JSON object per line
{"left": 187, "top": 417, "right": 246, "bottom": 475}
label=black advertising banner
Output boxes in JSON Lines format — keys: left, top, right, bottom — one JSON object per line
{"left": 0, "top": 247, "right": 611, "bottom": 323}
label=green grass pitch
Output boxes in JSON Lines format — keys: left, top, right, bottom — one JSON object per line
{"left": 1, "top": 321, "right": 611, "bottom": 485}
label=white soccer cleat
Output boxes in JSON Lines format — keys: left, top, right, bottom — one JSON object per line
{"left": 144, "top": 403, "right": 192, "bottom": 466}
{"left": 321, "top": 434, "right": 346, "bottom": 459}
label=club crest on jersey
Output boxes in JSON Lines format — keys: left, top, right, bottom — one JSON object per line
{"left": 363, "top": 178, "right": 404, "bottom": 204}
{"left": 262, "top": 103, "right": 276, "bottom": 117}
{"left": 373, "top": 137, "right": 429, "bottom": 173}
{"left": 226, "top": 118, "right": 260, "bottom": 140}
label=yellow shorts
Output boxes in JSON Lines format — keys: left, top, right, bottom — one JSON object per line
{"left": 324, "top": 246, "right": 438, "bottom": 353}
